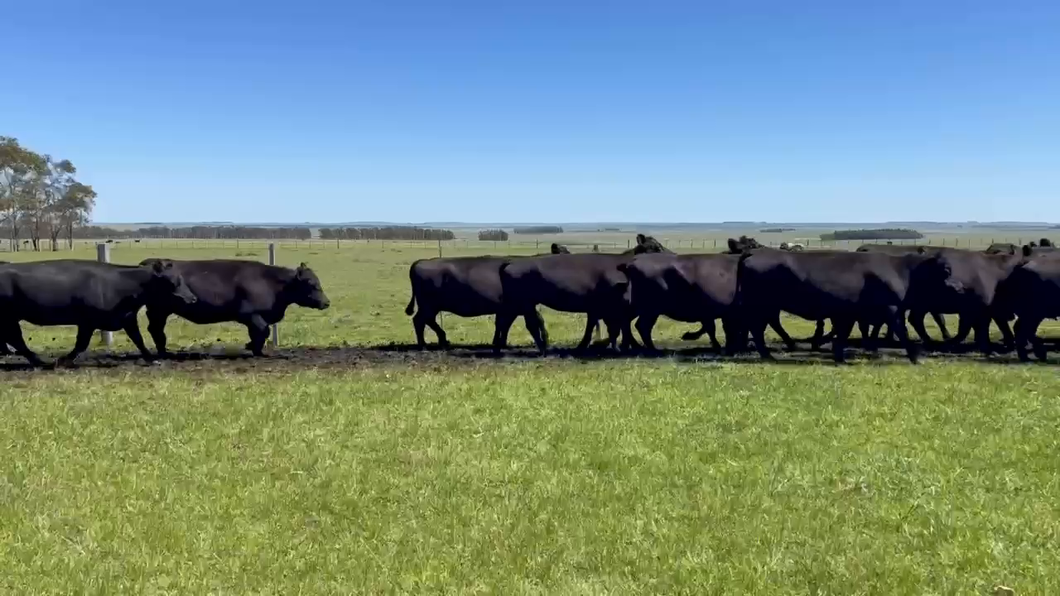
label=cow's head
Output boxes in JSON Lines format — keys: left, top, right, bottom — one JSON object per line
{"left": 144, "top": 259, "right": 197, "bottom": 305}
{"left": 289, "top": 263, "right": 330, "bottom": 310}
{"left": 550, "top": 243, "right": 570, "bottom": 254}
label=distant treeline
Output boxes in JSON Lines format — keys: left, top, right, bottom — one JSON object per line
{"left": 478, "top": 229, "right": 509, "bottom": 241}
{"left": 73, "top": 226, "right": 313, "bottom": 240}
{"left": 760, "top": 227, "right": 796, "bottom": 233}
{"left": 820, "top": 229, "right": 924, "bottom": 241}
{"left": 318, "top": 227, "right": 455, "bottom": 241}
{"left": 513, "top": 226, "right": 563, "bottom": 235}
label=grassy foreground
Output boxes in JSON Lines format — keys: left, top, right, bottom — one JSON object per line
{"left": 1, "top": 242, "right": 1059, "bottom": 593}
{"left": 2, "top": 362, "right": 1059, "bottom": 593}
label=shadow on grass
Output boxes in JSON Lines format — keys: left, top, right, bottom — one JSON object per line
{"left": 0, "top": 338, "right": 1056, "bottom": 372}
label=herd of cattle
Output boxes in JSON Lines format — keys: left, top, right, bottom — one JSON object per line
{"left": 0, "top": 233, "right": 1056, "bottom": 367}
{"left": 406, "top": 234, "right": 1060, "bottom": 363}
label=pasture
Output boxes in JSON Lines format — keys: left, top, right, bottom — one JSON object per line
{"left": 1, "top": 239, "right": 1059, "bottom": 593}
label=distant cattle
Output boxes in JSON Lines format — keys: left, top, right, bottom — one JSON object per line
{"left": 0, "top": 260, "right": 196, "bottom": 366}
{"left": 496, "top": 235, "right": 672, "bottom": 352}
{"left": 984, "top": 243, "right": 1018, "bottom": 255}
{"left": 737, "top": 251, "right": 923, "bottom": 363}
{"left": 550, "top": 243, "right": 570, "bottom": 254}
{"left": 139, "top": 259, "right": 329, "bottom": 356}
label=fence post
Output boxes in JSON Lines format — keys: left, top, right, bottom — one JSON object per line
{"left": 268, "top": 243, "right": 279, "bottom": 347}
{"left": 97, "top": 243, "right": 113, "bottom": 349}
{"left": 437, "top": 238, "right": 442, "bottom": 258}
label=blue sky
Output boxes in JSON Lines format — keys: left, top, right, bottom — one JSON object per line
{"left": 5, "top": 1, "right": 1059, "bottom": 223}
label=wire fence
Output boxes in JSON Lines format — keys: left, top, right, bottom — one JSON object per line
{"left": 0, "top": 235, "right": 1054, "bottom": 254}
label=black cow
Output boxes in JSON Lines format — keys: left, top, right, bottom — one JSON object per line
{"left": 737, "top": 251, "right": 923, "bottom": 363}
{"left": 903, "top": 248, "right": 1027, "bottom": 355}
{"left": 1003, "top": 246, "right": 1060, "bottom": 361}
{"left": 138, "top": 259, "right": 330, "bottom": 357}
{"left": 495, "top": 235, "right": 672, "bottom": 353}
{"left": 405, "top": 255, "right": 547, "bottom": 348}
{"left": 0, "top": 260, "right": 196, "bottom": 366}
{"left": 621, "top": 253, "right": 799, "bottom": 353}
{"left": 550, "top": 243, "right": 570, "bottom": 254}
{"left": 850, "top": 244, "right": 953, "bottom": 343}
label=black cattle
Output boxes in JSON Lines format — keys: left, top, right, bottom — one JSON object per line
{"left": 737, "top": 251, "right": 923, "bottom": 363}
{"left": 849, "top": 244, "right": 953, "bottom": 343}
{"left": 621, "top": 253, "right": 799, "bottom": 353}
{"left": 550, "top": 243, "right": 570, "bottom": 254}
{"left": 1003, "top": 246, "right": 1060, "bottom": 361}
{"left": 405, "top": 255, "right": 547, "bottom": 348}
{"left": 904, "top": 248, "right": 1027, "bottom": 354}
{"left": 1040, "top": 238, "right": 1054, "bottom": 248}
{"left": 495, "top": 235, "right": 672, "bottom": 353}
{"left": 984, "top": 243, "right": 1018, "bottom": 255}
{"left": 138, "top": 259, "right": 330, "bottom": 357}
{"left": 0, "top": 260, "right": 196, "bottom": 366}
{"left": 856, "top": 243, "right": 927, "bottom": 255}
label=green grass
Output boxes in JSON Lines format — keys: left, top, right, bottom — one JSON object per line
{"left": 1, "top": 241, "right": 1059, "bottom": 593}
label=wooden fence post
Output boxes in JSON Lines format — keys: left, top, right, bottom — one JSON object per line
{"left": 97, "top": 243, "right": 113, "bottom": 349}
{"left": 269, "top": 243, "right": 279, "bottom": 347}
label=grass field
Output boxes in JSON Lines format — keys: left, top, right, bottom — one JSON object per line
{"left": 1, "top": 239, "right": 1059, "bottom": 593}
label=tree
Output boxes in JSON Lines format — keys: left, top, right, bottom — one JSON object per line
{"left": 56, "top": 182, "right": 96, "bottom": 249}
{"left": 26, "top": 156, "right": 76, "bottom": 251}
{"left": 0, "top": 137, "right": 46, "bottom": 251}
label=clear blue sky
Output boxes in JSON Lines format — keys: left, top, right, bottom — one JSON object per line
{"left": 5, "top": 1, "right": 1060, "bottom": 223}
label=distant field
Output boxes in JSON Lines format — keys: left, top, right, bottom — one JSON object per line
{"left": 1, "top": 239, "right": 1058, "bottom": 593}
{"left": 14, "top": 224, "right": 1057, "bottom": 255}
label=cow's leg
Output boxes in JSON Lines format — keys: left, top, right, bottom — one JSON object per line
{"left": 858, "top": 319, "right": 877, "bottom": 352}
{"left": 634, "top": 313, "right": 659, "bottom": 352}
{"left": 768, "top": 314, "right": 797, "bottom": 350}
{"left": 522, "top": 310, "right": 549, "bottom": 352}
{"left": 1014, "top": 316, "right": 1043, "bottom": 361}
{"left": 244, "top": 314, "right": 270, "bottom": 356}
{"left": 888, "top": 309, "right": 920, "bottom": 364}
{"left": 830, "top": 317, "right": 856, "bottom": 364}
{"left": 948, "top": 315, "right": 973, "bottom": 348}
{"left": 146, "top": 310, "right": 170, "bottom": 357}
{"left": 492, "top": 311, "right": 517, "bottom": 352}
{"left": 57, "top": 325, "right": 96, "bottom": 366}
{"left": 412, "top": 310, "right": 429, "bottom": 348}
{"left": 0, "top": 321, "right": 45, "bottom": 367}
{"left": 747, "top": 315, "right": 773, "bottom": 360}
{"left": 721, "top": 317, "right": 744, "bottom": 356}
{"left": 931, "top": 312, "right": 952, "bottom": 341}
{"left": 993, "top": 315, "right": 1016, "bottom": 351}
{"left": 810, "top": 320, "right": 829, "bottom": 351}
{"left": 702, "top": 318, "right": 722, "bottom": 351}
{"left": 681, "top": 324, "right": 708, "bottom": 342}
{"left": 972, "top": 313, "right": 993, "bottom": 356}
{"left": 619, "top": 317, "right": 641, "bottom": 352}
{"left": 122, "top": 316, "right": 155, "bottom": 361}
{"left": 909, "top": 310, "right": 936, "bottom": 345}
{"left": 576, "top": 315, "right": 598, "bottom": 351}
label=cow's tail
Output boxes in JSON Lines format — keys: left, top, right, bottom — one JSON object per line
{"left": 405, "top": 262, "right": 419, "bottom": 316}
{"left": 405, "top": 289, "right": 416, "bottom": 316}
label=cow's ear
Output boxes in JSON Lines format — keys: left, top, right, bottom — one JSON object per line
{"left": 1022, "top": 245, "right": 1033, "bottom": 257}
{"left": 727, "top": 238, "right": 739, "bottom": 252}
{"left": 636, "top": 233, "right": 646, "bottom": 245}
{"left": 296, "top": 263, "right": 310, "bottom": 278}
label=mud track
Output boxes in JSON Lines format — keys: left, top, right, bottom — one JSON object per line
{"left": 1, "top": 338, "right": 1054, "bottom": 375}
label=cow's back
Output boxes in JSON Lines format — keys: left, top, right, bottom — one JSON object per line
{"left": 500, "top": 253, "right": 629, "bottom": 313}
{"left": 150, "top": 259, "right": 287, "bottom": 322}
{"left": 409, "top": 256, "right": 510, "bottom": 317}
